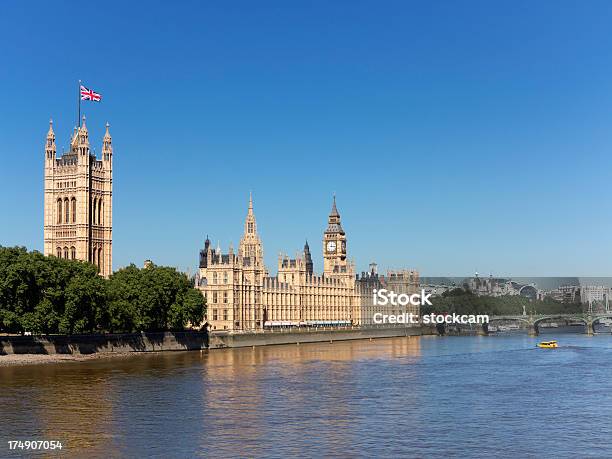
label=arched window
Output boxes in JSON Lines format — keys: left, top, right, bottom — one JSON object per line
{"left": 71, "top": 198, "right": 76, "bottom": 223}
{"left": 56, "top": 247, "right": 62, "bottom": 258}
{"left": 63, "top": 247, "right": 68, "bottom": 259}
{"left": 92, "top": 198, "right": 97, "bottom": 225}
{"left": 98, "top": 248, "right": 103, "bottom": 271}
{"left": 57, "top": 199, "right": 62, "bottom": 223}
{"left": 98, "top": 199, "right": 103, "bottom": 226}
{"left": 64, "top": 198, "right": 69, "bottom": 224}
{"left": 71, "top": 246, "right": 76, "bottom": 259}
{"left": 92, "top": 247, "right": 97, "bottom": 265}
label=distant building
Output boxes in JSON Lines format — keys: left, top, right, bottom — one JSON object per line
{"left": 466, "top": 274, "right": 541, "bottom": 300}
{"left": 43, "top": 117, "right": 113, "bottom": 277}
{"left": 196, "top": 196, "right": 419, "bottom": 331}
{"left": 420, "top": 284, "right": 456, "bottom": 297}
{"left": 549, "top": 285, "right": 611, "bottom": 312}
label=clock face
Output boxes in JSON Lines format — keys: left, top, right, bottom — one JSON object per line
{"left": 326, "top": 241, "right": 336, "bottom": 253}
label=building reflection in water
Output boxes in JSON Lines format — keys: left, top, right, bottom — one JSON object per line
{"left": 0, "top": 337, "right": 421, "bottom": 457}
{"left": 199, "top": 337, "right": 422, "bottom": 457}
{"left": 0, "top": 363, "right": 116, "bottom": 455}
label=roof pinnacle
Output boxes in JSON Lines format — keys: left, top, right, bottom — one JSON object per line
{"left": 330, "top": 194, "right": 339, "bottom": 217}
{"left": 47, "top": 118, "right": 54, "bottom": 137}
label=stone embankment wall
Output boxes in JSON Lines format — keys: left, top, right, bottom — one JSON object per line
{"left": 0, "top": 327, "right": 430, "bottom": 355}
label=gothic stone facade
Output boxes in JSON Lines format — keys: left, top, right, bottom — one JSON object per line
{"left": 43, "top": 117, "right": 113, "bottom": 277}
{"left": 197, "top": 196, "right": 419, "bottom": 331}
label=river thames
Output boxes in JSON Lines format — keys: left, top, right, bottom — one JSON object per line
{"left": 2, "top": 334, "right": 612, "bottom": 458}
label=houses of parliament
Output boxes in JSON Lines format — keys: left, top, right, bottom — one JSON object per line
{"left": 43, "top": 117, "right": 113, "bottom": 277}
{"left": 196, "top": 195, "right": 420, "bottom": 331}
{"left": 40, "top": 116, "right": 418, "bottom": 329}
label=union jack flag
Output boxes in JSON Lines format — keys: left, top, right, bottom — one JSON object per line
{"left": 80, "top": 85, "right": 102, "bottom": 102}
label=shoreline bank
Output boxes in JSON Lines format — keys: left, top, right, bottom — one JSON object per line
{"left": 0, "top": 327, "right": 432, "bottom": 366}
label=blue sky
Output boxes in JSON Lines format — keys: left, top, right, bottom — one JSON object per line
{"left": 1, "top": 0, "right": 612, "bottom": 276}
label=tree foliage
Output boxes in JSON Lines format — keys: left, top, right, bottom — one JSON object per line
{"left": 0, "top": 246, "right": 205, "bottom": 335}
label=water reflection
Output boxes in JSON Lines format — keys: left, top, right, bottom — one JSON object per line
{"left": 198, "top": 338, "right": 422, "bottom": 457}
{"left": 3, "top": 335, "right": 612, "bottom": 457}
{"left": 0, "top": 337, "right": 421, "bottom": 457}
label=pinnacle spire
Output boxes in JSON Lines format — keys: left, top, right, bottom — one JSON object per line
{"left": 81, "top": 115, "right": 87, "bottom": 130}
{"left": 248, "top": 191, "right": 253, "bottom": 214}
{"left": 104, "top": 122, "right": 111, "bottom": 139}
{"left": 47, "top": 118, "right": 54, "bottom": 137}
{"left": 330, "top": 194, "right": 339, "bottom": 217}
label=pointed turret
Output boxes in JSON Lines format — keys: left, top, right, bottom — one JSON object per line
{"left": 239, "top": 193, "right": 264, "bottom": 264}
{"left": 244, "top": 192, "right": 257, "bottom": 235}
{"left": 47, "top": 118, "right": 55, "bottom": 139}
{"left": 326, "top": 195, "right": 344, "bottom": 234}
{"left": 76, "top": 115, "right": 90, "bottom": 157}
{"left": 45, "top": 119, "right": 56, "bottom": 163}
{"left": 304, "top": 239, "right": 313, "bottom": 275}
{"left": 45, "top": 119, "right": 56, "bottom": 155}
{"left": 102, "top": 122, "right": 113, "bottom": 164}
{"left": 330, "top": 194, "right": 340, "bottom": 218}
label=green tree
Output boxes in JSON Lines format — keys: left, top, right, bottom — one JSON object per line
{"left": 0, "top": 246, "right": 205, "bottom": 335}
{"left": 107, "top": 263, "right": 205, "bottom": 332}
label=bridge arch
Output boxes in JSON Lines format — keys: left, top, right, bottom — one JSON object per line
{"left": 591, "top": 314, "right": 612, "bottom": 329}
{"left": 488, "top": 316, "right": 532, "bottom": 326}
{"left": 532, "top": 315, "right": 586, "bottom": 328}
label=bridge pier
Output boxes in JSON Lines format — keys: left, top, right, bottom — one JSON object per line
{"left": 527, "top": 324, "right": 538, "bottom": 336}
{"left": 586, "top": 321, "right": 594, "bottom": 335}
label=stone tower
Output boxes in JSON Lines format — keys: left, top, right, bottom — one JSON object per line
{"left": 237, "top": 193, "right": 266, "bottom": 329}
{"left": 238, "top": 192, "right": 264, "bottom": 266}
{"left": 43, "top": 117, "right": 113, "bottom": 277}
{"left": 323, "top": 195, "right": 349, "bottom": 276}
{"left": 304, "top": 240, "right": 314, "bottom": 275}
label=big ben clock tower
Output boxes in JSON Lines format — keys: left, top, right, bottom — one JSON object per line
{"left": 323, "top": 195, "right": 349, "bottom": 276}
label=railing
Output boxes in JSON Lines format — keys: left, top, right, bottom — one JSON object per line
{"left": 223, "top": 324, "right": 420, "bottom": 335}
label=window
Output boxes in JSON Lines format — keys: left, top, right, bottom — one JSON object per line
{"left": 212, "top": 272, "right": 217, "bottom": 284}
{"left": 92, "top": 248, "right": 97, "bottom": 265}
{"left": 64, "top": 198, "right": 69, "bottom": 224}
{"left": 70, "top": 247, "right": 76, "bottom": 259}
{"left": 57, "top": 199, "right": 62, "bottom": 223}
{"left": 71, "top": 198, "right": 76, "bottom": 223}
{"left": 223, "top": 272, "right": 228, "bottom": 284}
{"left": 63, "top": 247, "right": 68, "bottom": 259}
{"left": 56, "top": 247, "right": 61, "bottom": 258}
{"left": 223, "top": 309, "right": 228, "bottom": 321}
{"left": 212, "top": 309, "right": 218, "bottom": 321}
{"left": 213, "top": 292, "right": 218, "bottom": 303}
{"left": 98, "top": 248, "right": 103, "bottom": 270}
{"left": 223, "top": 292, "right": 228, "bottom": 303}
{"left": 98, "top": 199, "right": 103, "bottom": 225}
{"left": 92, "top": 198, "right": 97, "bottom": 225}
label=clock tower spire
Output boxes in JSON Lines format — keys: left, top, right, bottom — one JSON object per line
{"left": 323, "top": 194, "right": 348, "bottom": 276}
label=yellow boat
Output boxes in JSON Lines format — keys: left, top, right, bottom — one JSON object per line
{"left": 537, "top": 340, "right": 558, "bottom": 349}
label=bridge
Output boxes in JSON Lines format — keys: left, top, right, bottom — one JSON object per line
{"left": 486, "top": 313, "right": 612, "bottom": 335}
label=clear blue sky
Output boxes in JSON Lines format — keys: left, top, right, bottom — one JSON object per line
{"left": 1, "top": 0, "right": 611, "bottom": 276}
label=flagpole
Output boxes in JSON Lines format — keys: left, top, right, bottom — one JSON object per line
{"left": 78, "top": 80, "right": 81, "bottom": 127}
